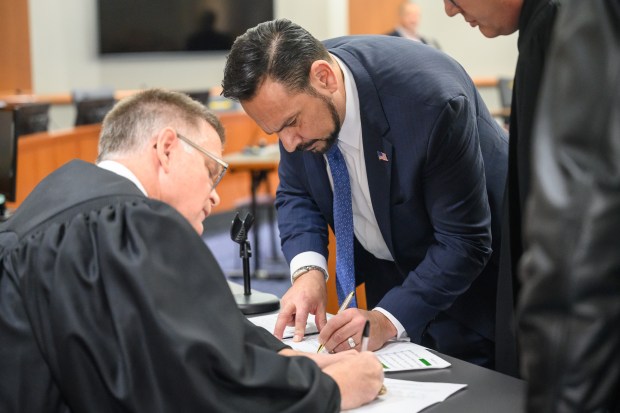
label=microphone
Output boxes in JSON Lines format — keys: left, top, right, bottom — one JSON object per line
{"left": 230, "top": 211, "right": 280, "bottom": 315}
{"left": 230, "top": 212, "right": 255, "bottom": 296}
{"left": 230, "top": 212, "right": 254, "bottom": 244}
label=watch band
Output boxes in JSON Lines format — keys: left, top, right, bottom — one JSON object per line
{"left": 291, "top": 265, "right": 329, "bottom": 284}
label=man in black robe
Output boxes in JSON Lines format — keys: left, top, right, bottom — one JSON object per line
{"left": 0, "top": 89, "right": 383, "bottom": 412}
{"left": 520, "top": 1, "right": 620, "bottom": 410}
{"left": 443, "top": 0, "right": 561, "bottom": 377}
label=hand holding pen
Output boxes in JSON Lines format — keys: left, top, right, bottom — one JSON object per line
{"left": 317, "top": 290, "right": 356, "bottom": 353}
{"left": 361, "top": 320, "right": 387, "bottom": 396}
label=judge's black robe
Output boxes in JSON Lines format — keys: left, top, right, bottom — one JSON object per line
{"left": 495, "top": 0, "right": 560, "bottom": 377}
{"left": 0, "top": 160, "right": 340, "bottom": 412}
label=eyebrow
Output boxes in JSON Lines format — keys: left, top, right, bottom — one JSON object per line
{"left": 270, "top": 115, "right": 296, "bottom": 135}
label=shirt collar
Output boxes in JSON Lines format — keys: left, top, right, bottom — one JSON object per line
{"left": 332, "top": 54, "right": 361, "bottom": 151}
{"left": 97, "top": 160, "right": 148, "bottom": 196}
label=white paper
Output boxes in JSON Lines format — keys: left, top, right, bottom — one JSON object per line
{"left": 282, "top": 334, "right": 324, "bottom": 353}
{"left": 344, "top": 378, "right": 467, "bottom": 412}
{"left": 250, "top": 313, "right": 451, "bottom": 371}
{"left": 248, "top": 312, "right": 320, "bottom": 339}
{"left": 373, "top": 341, "right": 451, "bottom": 371}
{"left": 282, "top": 336, "right": 451, "bottom": 372}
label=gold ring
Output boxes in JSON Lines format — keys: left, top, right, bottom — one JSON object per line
{"left": 378, "top": 384, "right": 387, "bottom": 396}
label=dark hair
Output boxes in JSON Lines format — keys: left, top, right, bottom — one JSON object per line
{"left": 222, "top": 18, "right": 331, "bottom": 101}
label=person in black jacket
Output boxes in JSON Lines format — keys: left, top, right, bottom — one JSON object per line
{"left": 443, "top": 0, "right": 561, "bottom": 377}
{"left": 0, "top": 88, "right": 383, "bottom": 412}
{"left": 519, "top": 0, "right": 620, "bottom": 411}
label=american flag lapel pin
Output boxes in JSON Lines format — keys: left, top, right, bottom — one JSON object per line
{"left": 377, "top": 151, "right": 388, "bottom": 162}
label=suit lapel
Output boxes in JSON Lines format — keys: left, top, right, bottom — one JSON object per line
{"left": 304, "top": 152, "right": 334, "bottom": 224}
{"left": 331, "top": 47, "right": 396, "bottom": 256}
{"left": 362, "top": 122, "right": 395, "bottom": 256}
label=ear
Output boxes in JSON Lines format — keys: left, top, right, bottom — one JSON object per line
{"left": 309, "top": 60, "right": 339, "bottom": 94}
{"left": 154, "top": 128, "right": 177, "bottom": 173}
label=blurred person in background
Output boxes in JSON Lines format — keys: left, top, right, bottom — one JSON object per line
{"left": 387, "top": 1, "right": 441, "bottom": 49}
{"left": 444, "top": 0, "right": 561, "bottom": 377}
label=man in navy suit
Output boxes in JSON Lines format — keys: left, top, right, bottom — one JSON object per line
{"left": 222, "top": 19, "right": 508, "bottom": 368}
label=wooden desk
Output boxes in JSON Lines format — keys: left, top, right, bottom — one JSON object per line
{"left": 0, "top": 90, "right": 142, "bottom": 106}
{"left": 389, "top": 352, "right": 525, "bottom": 412}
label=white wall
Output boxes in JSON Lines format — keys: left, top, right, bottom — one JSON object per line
{"left": 29, "top": 0, "right": 348, "bottom": 94}
{"left": 28, "top": 0, "right": 516, "bottom": 127}
{"left": 415, "top": 0, "right": 517, "bottom": 79}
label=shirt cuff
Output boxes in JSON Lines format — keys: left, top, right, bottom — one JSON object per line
{"left": 373, "top": 307, "right": 408, "bottom": 339}
{"left": 290, "top": 251, "right": 328, "bottom": 284}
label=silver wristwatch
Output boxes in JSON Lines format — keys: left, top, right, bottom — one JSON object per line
{"left": 291, "top": 265, "right": 329, "bottom": 283}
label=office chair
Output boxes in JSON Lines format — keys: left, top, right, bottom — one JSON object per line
{"left": 181, "top": 89, "right": 210, "bottom": 107}
{"left": 72, "top": 87, "right": 116, "bottom": 126}
{"left": 13, "top": 103, "right": 51, "bottom": 137}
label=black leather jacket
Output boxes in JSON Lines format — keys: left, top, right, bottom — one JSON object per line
{"left": 518, "top": 0, "right": 620, "bottom": 411}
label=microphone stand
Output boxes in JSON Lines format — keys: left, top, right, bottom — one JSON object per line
{"left": 230, "top": 212, "right": 280, "bottom": 315}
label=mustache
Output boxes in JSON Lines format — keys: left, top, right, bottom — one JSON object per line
{"left": 295, "top": 139, "right": 320, "bottom": 152}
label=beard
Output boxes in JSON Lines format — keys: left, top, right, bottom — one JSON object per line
{"left": 295, "top": 94, "right": 341, "bottom": 154}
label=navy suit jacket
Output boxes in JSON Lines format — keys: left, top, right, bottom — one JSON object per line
{"left": 276, "top": 36, "right": 507, "bottom": 344}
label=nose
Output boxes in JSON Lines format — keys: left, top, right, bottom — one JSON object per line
{"left": 278, "top": 129, "right": 301, "bottom": 153}
{"left": 210, "top": 188, "right": 221, "bottom": 207}
{"left": 443, "top": 0, "right": 460, "bottom": 17}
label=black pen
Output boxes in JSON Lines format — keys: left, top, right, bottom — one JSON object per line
{"left": 361, "top": 320, "right": 387, "bottom": 396}
{"left": 361, "top": 320, "right": 370, "bottom": 352}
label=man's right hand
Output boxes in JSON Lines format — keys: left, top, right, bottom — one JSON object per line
{"left": 323, "top": 351, "right": 384, "bottom": 410}
{"left": 273, "top": 269, "right": 327, "bottom": 341}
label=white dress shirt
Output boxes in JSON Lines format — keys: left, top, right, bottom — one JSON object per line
{"left": 97, "top": 160, "right": 147, "bottom": 196}
{"left": 290, "top": 56, "right": 407, "bottom": 338}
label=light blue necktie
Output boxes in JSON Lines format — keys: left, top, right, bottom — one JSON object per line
{"left": 326, "top": 144, "right": 357, "bottom": 308}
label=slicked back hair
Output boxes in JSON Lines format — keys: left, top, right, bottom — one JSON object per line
{"left": 221, "top": 19, "right": 332, "bottom": 101}
{"left": 97, "top": 88, "right": 225, "bottom": 163}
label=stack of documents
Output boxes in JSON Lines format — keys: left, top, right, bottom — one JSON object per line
{"left": 283, "top": 335, "right": 451, "bottom": 371}
{"left": 248, "top": 313, "right": 466, "bottom": 411}
{"left": 249, "top": 313, "right": 450, "bottom": 371}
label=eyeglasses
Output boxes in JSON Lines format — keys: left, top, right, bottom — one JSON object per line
{"left": 447, "top": 0, "right": 461, "bottom": 9}
{"left": 176, "top": 131, "right": 228, "bottom": 191}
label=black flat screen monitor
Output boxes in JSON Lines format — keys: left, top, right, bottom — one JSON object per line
{"left": 0, "top": 109, "right": 18, "bottom": 218}
{"left": 13, "top": 103, "right": 50, "bottom": 138}
{"left": 75, "top": 98, "right": 116, "bottom": 126}
{"left": 97, "top": 0, "right": 273, "bottom": 55}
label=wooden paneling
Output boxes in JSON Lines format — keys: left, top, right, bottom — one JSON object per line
{"left": 0, "top": 0, "right": 32, "bottom": 93}
{"left": 349, "top": 0, "right": 403, "bottom": 35}
{"left": 6, "top": 112, "right": 275, "bottom": 214}
{"left": 10, "top": 125, "right": 101, "bottom": 207}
